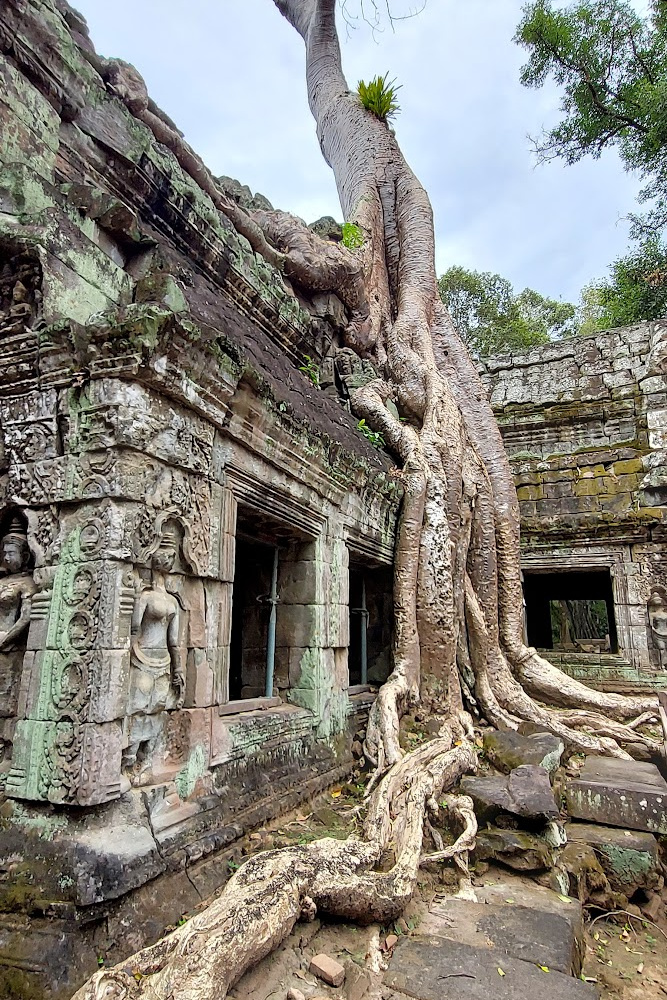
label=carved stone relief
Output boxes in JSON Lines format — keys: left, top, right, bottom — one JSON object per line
{"left": 7, "top": 505, "right": 133, "bottom": 805}
{"left": 0, "top": 514, "right": 36, "bottom": 718}
{"left": 648, "top": 586, "right": 667, "bottom": 668}
{"left": 123, "top": 519, "right": 186, "bottom": 782}
{"left": 66, "top": 379, "right": 216, "bottom": 475}
{"left": 0, "top": 250, "right": 43, "bottom": 340}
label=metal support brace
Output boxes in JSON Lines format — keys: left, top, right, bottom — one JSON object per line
{"left": 265, "top": 546, "right": 279, "bottom": 698}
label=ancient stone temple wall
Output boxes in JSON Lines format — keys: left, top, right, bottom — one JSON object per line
{"left": 483, "top": 322, "right": 667, "bottom": 690}
{"left": 0, "top": 2, "right": 400, "bottom": 994}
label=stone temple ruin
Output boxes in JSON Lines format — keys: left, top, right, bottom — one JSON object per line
{"left": 1, "top": 2, "right": 667, "bottom": 999}
{"left": 485, "top": 326, "right": 667, "bottom": 692}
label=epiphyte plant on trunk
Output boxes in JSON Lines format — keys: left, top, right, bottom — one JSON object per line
{"left": 75, "top": 2, "right": 662, "bottom": 996}
{"left": 357, "top": 72, "right": 402, "bottom": 121}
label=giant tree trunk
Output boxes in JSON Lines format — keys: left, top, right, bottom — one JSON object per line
{"left": 73, "top": 2, "right": 661, "bottom": 997}
{"left": 267, "top": 0, "right": 657, "bottom": 762}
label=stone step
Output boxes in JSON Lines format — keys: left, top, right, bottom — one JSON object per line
{"left": 384, "top": 935, "right": 598, "bottom": 1000}
{"left": 384, "top": 879, "right": 596, "bottom": 999}
{"left": 419, "top": 896, "right": 583, "bottom": 974}
{"left": 539, "top": 651, "right": 667, "bottom": 692}
{"left": 566, "top": 756, "right": 667, "bottom": 834}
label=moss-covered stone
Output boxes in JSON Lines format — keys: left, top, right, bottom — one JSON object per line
{"left": 565, "top": 822, "right": 660, "bottom": 893}
{"left": 516, "top": 484, "right": 544, "bottom": 501}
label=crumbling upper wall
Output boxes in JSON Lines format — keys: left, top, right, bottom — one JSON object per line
{"left": 482, "top": 322, "right": 667, "bottom": 536}
{"left": 483, "top": 321, "right": 667, "bottom": 680}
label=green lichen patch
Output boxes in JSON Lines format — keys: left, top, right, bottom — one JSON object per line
{"left": 175, "top": 744, "right": 208, "bottom": 800}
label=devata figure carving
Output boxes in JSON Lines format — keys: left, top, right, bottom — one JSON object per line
{"left": 0, "top": 516, "right": 35, "bottom": 717}
{"left": 648, "top": 586, "right": 667, "bottom": 668}
{"left": 123, "top": 526, "right": 185, "bottom": 775}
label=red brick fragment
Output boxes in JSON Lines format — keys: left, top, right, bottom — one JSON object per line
{"left": 309, "top": 953, "right": 346, "bottom": 987}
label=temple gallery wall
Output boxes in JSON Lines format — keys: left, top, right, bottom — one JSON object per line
{"left": 1, "top": 1, "right": 667, "bottom": 998}
{"left": 0, "top": 2, "right": 402, "bottom": 994}
{"left": 484, "top": 322, "right": 667, "bottom": 692}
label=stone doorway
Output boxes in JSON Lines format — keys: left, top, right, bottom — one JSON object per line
{"left": 523, "top": 568, "right": 618, "bottom": 653}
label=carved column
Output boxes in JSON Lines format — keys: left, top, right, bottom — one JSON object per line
{"left": 4, "top": 375, "right": 237, "bottom": 806}
{"left": 8, "top": 502, "right": 134, "bottom": 805}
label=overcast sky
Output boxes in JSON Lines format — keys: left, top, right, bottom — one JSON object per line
{"left": 72, "top": 0, "right": 648, "bottom": 304}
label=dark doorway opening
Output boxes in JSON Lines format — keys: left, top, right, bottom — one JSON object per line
{"left": 229, "top": 535, "right": 278, "bottom": 701}
{"left": 523, "top": 568, "right": 618, "bottom": 653}
{"left": 349, "top": 564, "right": 393, "bottom": 687}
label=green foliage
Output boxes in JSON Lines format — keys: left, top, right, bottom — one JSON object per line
{"left": 298, "top": 354, "right": 320, "bottom": 386}
{"left": 357, "top": 73, "right": 402, "bottom": 122}
{"left": 580, "top": 236, "right": 667, "bottom": 327}
{"left": 576, "top": 281, "right": 609, "bottom": 336}
{"left": 515, "top": 286, "right": 578, "bottom": 339}
{"left": 357, "top": 418, "right": 386, "bottom": 449}
{"left": 341, "top": 222, "right": 364, "bottom": 249}
{"left": 549, "top": 598, "right": 609, "bottom": 645}
{"left": 516, "top": 0, "right": 667, "bottom": 235}
{"left": 437, "top": 265, "right": 577, "bottom": 357}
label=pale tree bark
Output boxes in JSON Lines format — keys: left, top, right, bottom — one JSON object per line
{"left": 72, "top": 740, "right": 476, "bottom": 1000}
{"left": 74, "top": 3, "right": 662, "bottom": 997}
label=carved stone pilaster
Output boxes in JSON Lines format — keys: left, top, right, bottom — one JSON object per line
{"left": 8, "top": 507, "right": 134, "bottom": 804}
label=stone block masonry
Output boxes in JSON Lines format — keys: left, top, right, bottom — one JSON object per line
{"left": 483, "top": 321, "right": 667, "bottom": 686}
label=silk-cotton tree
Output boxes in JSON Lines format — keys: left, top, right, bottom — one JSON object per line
{"left": 75, "top": 3, "right": 661, "bottom": 997}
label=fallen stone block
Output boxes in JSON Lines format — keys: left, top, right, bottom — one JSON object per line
{"left": 344, "top": 962, "right": 372, "bottom": 1000}
{"left": 484, "top": 730, "right": 564, "bottom": 776}
{"left": 560, "top": 841, "right": 611, "bottom": 903}
{"left": 565, "top": 757, "right": 667, "bottom": 834}
{"left": 475, "top": 826, "right": 557, "bottom": 871}
{"left": 565, "top": 821, "right": 660, "bottom": 893}
{"left": 641, "top": 889, "right": 664, "bottom": 922}
{"left": 385, "top": 935, "right": 599, "bottom": 999}
{"left": 461, "top": 764, "right": 560, "bottom": 825}
{"left": 310, "top": 953, "right": 346, "bottom": 987}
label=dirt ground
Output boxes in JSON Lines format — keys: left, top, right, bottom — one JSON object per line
{"left": 580, "top": 913, "right": 667, "bottom": 999}
{"left": 224, "top": 861, "right": 667, "bottom": 1000}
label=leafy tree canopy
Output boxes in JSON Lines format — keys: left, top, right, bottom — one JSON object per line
{"left": 438, "top": 265, "right": 577, "bottom": 357}
{"left": 581, "top": 235, "right": 667, "bottom": 328}
{"left": 516, "top": 0, "right": 667, "bottom": 235}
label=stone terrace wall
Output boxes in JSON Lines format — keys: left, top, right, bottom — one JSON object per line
{"left": 483, "top": 321, "right": 667, "bottom": 682}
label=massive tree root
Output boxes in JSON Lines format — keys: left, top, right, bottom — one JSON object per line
{"left": 72, "top": 740, "right": 475, "bottom": 1000}
{"left": 73, "top": 2, "right": 663, "bottom": 997}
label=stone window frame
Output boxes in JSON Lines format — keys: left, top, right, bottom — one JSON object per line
{"left": 345, "top": 540, "right": 394, "bottom": 696}
{"left": 220, "top": 467, "right": 326, "bottom": 718}
{"left": 521, "top": 547, "right": 633, "bottom": 663}
{"left": 222, "top": 530, "right": 283, "bottom": 714}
